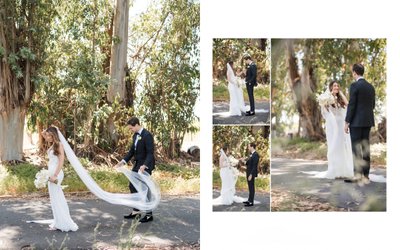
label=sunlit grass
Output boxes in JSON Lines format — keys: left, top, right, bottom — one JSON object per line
{"left": 213, "top": 82, "right": 270, "bottom": 102}
{"left": 0, "top": 162, "right": 200, "bottom": 196}
{"left": 213, "top": 169, "right": 270, "bottom": 192}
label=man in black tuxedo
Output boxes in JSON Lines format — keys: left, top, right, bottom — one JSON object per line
{"left": 114, "top": 117, "right": 155, "bottom": 223}
{"left": 244, "top": 54, "right": 257, "bottom": 116}
{"left": 344, "top": 64, "right": 375, "bottom": 185}
{"left": 242, "top": 142, "right": 259, "bottom": 206}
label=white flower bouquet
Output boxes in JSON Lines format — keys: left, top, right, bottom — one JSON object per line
{"left": 34, "top": 169, "right": 49, "bottom": 189}
{"left": 228, "top": 155, "right": 239, "bottom": 167}
{"left": 316, "top": 90, "right": 335, "bottom": 106}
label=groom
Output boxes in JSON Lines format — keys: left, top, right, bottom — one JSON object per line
{"left": 114, "top": 117, "right": 155, "bottom": 223}
{"left": 344, "top": 63, "right": 375, "bottom": 185}
{"left": 244, "top": 54, "right": 257, "bottom": 116}
{"left": 242, "top": 143, "right": 259, "bottom": 207}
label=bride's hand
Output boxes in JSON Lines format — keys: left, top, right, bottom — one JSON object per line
{"left": 49, "top": 176, "right": 57, "bottom": 183}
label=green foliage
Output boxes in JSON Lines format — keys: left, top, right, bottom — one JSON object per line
{"left": 213, "top": 39, "right": 270, "bottom": 84}
{"left": 213, "top": 82, "right": 270, "bottom": 102}
{"left": 28, "top": 0, "right": 112, "bottom": 149}
{"left": 213, "top": 126, "right": 270, "bottom": 174}
{"left": 272, "top": 39, "right": 387, "bottom": 136}
{"left": 129, "top": 0, "right": 200, "bottom": 158}
{"left": 213, "top": 169, "right": 270, "bottom": 192}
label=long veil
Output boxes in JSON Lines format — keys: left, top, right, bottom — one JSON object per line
{"left": 57, "top": 129, "right": 161, "bottom": 211}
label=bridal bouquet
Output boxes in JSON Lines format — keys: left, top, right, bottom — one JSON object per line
{"left": 34, "top": 169, "right": 49, "bottom": 189}
{"left": 228, "top": 155, "right": 239, "bottom": 167}
{"left": 316, "top": 90, "right": 335, "bottom": 106}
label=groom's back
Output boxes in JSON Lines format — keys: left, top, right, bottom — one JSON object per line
{"left": 351, "top": 79, "right": 375, "bottom": 127}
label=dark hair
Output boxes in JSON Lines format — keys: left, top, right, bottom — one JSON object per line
{"left": 243, "top": 55, "right": 251, "bottom": 60}
{"left": 45, "top": 126, "right": 61, "bottom": 156}
{"left": 352, "top": 63, "right": 364, "bottom": 76}
{"left": 127, "top": 117, "right": 140, "bottom": 126}
{"left": 222, "top": 144, "right": 228, "bottom": 152}
{"left": 250, "top": 142, "right": 256, "bottom": 149}
{"left": 329, "top": 81, "right": 346, "bottom": 108}
{"left": 227, "top": 60, "right": 234, "bottom": 73}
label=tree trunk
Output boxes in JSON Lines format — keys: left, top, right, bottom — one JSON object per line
{"left": 105, "top": 0, "right": 129, "bottom": 146}
{"left": 107, "top": 0, "right": 129, "bottom": 102}
{"left": 0, "top": 107, "right": 25, "bottom": 161}
{"left": 286, "top": 40, "right": 324, "bottom": 140}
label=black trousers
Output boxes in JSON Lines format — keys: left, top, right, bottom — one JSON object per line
{"left": 349, "top": 127, "right": 371, "bottom": 178}
{"left": 247, "top": 174, "right": 255, "bottom": 203}
{"left": 246, "top": 83, "right": 255, "bottom": 112}
{"left": 129, "top": 166, "right": 152, "bottom": 215}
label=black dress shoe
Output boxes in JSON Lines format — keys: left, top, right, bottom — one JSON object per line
{"left": 124, "top": 212, "right": 141, "bottom": 219}
{"left": 139, "top": 215, "right": 153, "bottom": 223}
{"left": 244, "top": 202, "right": 254, "bottom": 207}
{"left": 245, "top": 110, "right": 251, "bottom": 114}
{"left": 245, "top": 112, "right": 255, "bottom": 116}
{"left": 344, "top": 177, "right": 361, "bottom": 183}
{"left": 243, "top": 201, "right": 250, "bottom": 204}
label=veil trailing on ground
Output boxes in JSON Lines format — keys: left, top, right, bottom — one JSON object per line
{"left": 57, "top": 129, "right": 161, "bottom": 211}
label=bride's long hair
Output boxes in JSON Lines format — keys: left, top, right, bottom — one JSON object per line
{"left": 329, "top": 80, "right": 346, "bottom": 108}
{"left": 45, "top": 126, "right": 61, "bottom": 156}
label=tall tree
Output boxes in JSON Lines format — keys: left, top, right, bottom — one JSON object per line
{"left": 286, "top": 39, "right": 324, "bottom": 140}
{"left": 106, "top": 0, "right": 129, "bottom": 145}
{"left": 0, "top": 0, "right": 56, "bottom": 161}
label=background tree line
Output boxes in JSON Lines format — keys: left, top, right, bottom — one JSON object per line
{"left": 271, "top": 39, "right": 386, "bottom": 142}
{"left": 0, "top": 0, "right": 200, "bottom": 163}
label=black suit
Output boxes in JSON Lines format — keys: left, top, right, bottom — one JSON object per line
{"left": 245, "top": 151, "right": 259, "bottom": 203}
{"left": 123, "top": 128, "right": 155, "bottom": 213}
{"left": 345, "top": 78, "right": 375, "bottom": 178}
{"left": 245, "top": 62, "right": 257, "bottom": 112}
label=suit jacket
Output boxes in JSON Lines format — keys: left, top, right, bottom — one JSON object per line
{"left": 246, "top": 151, "right": 259, "bottom": 177}
{"left": 123, "top": 128, "right": 155, "bottom": 174}
{"left": 245, "top": 62, "right": 257, "bottom": 86}
{"left": 345, "top": 78, "right": 375, "bottom": 127}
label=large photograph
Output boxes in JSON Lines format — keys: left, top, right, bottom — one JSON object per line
{"left": 271, "top": 39, "right": 386, "bottom": 212}
{"left": 0, "top": 0, "right": 200, "bottom": 248}
{"left": 212, "top": 39, "right": 271, "bottom": 125}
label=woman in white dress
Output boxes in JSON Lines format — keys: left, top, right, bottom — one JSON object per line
{"left": 213, "top": 145, "right": 246, "bottom": 205}
{"left": 42, "top": 127, "right": 78, "bottom": 231}
{"left": 227, "top": 61, "right": 247, "bottom": 116}
{"left": 320, "top": 81, "right": 354, "bottom": 179}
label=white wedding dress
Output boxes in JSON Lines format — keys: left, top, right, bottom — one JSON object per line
{"left": 302, "top": 105, "right": 354, "bottom": 179}
{"left": 213, "top": 149, "right": 246, "bottom": 205}
{"left": 48, "top": 147, "right": 79, "bottom": 231}
{"left": 227, "top": 63, "right": 247, "bottom": 116}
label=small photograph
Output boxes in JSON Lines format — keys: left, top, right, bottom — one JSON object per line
{"left": 212, "top": 126, "right": 270, "bottom": 212}
{"left": 212, "top": 39, "right": 271, "bottom": 125}
{"left": 271, "top": 38, "right": 386, "bottom": 211}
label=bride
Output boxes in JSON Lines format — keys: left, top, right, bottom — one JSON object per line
{"left": 213, "top": 145, "right": 246, "bottom": 205}
{"left": 40, "top": 127, "right": 79, "bottom": 231}
{"left": 320, "top": 81, "right": 354, "bottom": 179}
{"left": 227, "top": 61, "right": 247, "bottom": 116}
{"left": 28, "top": 126, "right": 160, "bottom": 231}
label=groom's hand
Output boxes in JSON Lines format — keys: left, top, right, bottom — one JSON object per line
{"left": 139, "top": 165, "right": 148, "bottom": 173}
{"left": 248, "top": 174, "right": 252, "bottom": 181}
{"left": 344, "top": 122, "right": 350, "bottom": 134}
